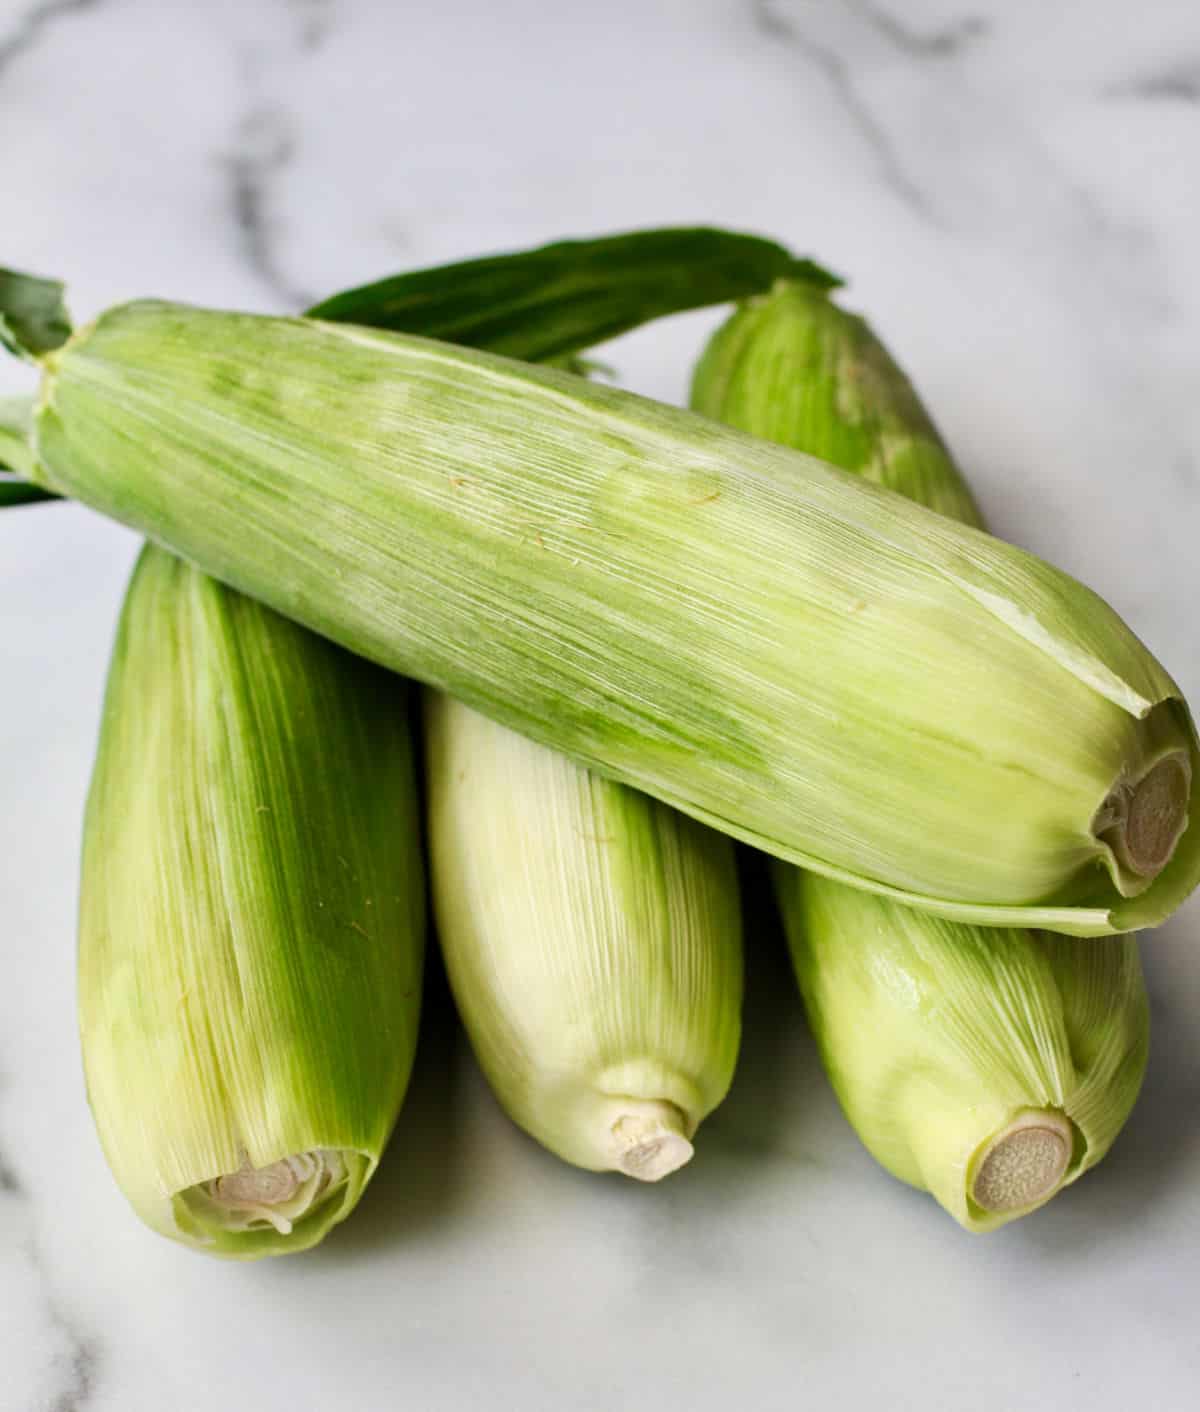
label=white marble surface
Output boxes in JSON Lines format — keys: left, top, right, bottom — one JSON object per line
{"left": 2, "top": 1, "right": 1199, "bottom": 1408}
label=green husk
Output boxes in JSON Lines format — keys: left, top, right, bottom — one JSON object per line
{"left": 79, "top": 545, "right": 425, "bottom": 1258}
{"left": 0, "top": 476, "right": 57, "bottom": 507}
{"left": 776, "top": 874, "right": 1147, "bottom": 1229}
{"left": 0, "top": 395, "right": 58, "bottom": 504}
{"left": 6, "top": 273, "right": 1197, "bottom": 934}
{"left": 307, "top": 226, "right": 839, "bottom": 361}
{"left": 692, "top": 278, "right": 1151, "bottom": 1229}
{"left": 0, "top": 265, "right": 71, "bottom": 360}
{"left": 690, "top": 281, "right": 983, "bottom": 527}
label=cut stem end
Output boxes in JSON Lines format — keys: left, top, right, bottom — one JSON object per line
{"left": 211, "top": 1157, "right": 302, "bottom": 1209}
{"left": 182, "top": 1149, "right": 347, "bottom": 1237}
{"left": 609, "top": 1103, "right": 695, "bottom": 1182}
{"left": 1123, "top": 754, "right": 1190, "bottom": 877}
{"left": 971, "top": 1112, "right": 1072, "bottom": 1214}
{"left": 1095, "top": 751, "right": 1191, "bottom": 887}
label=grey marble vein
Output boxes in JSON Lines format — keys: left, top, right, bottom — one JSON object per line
{"left": 848, "top": 0, "right": 987, "bottom": 58}
{"left": 0, "top": 0, "right": 101, "bottom": 81}
{"left": 752, "top": 0, "right": 933, "bottom": 216}
{"left": 44, "top": 1300, "right": 99, "bottom": 1412}
{"left": 0, "top": 1066, "right": 26, "bottom": 1194}
{"left": 1172, "top": 453, "right": 1199, "bottom": 497}
{"left": 0, "top": 1147, "right": 24, "bottom": 1194}
{"left": 288, "top": 0, "right": 334, "bottom": 54}
{"left": 1104, "top": 62, "right": 1200, "bottom": 104}
{"left": 225, "top": 105, "right": 318, "bottom": 310}
{"left": 0, "top": 1130, "right": 99, "bottom": 1407}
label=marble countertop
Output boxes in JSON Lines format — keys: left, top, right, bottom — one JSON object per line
{"left": 2, "top": 1, "right": 1198, "bottom": 1408}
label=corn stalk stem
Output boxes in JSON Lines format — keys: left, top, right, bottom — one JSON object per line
{"left": 970, "top": 1111, "right": 1073, "bottom": 1213}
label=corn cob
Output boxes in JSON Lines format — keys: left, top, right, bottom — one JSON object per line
{"left": 424, "top": 695, "right": 742, "bottom": 1178}
{"left": 79, "top": 545, "right": 425, "bottom": 1257}
{"left": 776, "top": 874, "right": 1147, "bottom": 1228}
{"left": 3, "top": 270, "right": 1196, "bottom": 935}
{"left": 691, "top": 278, "right": 1150, "bottom": 1228}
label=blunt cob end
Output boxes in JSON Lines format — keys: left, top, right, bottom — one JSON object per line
{"left": 176, "top": 1151, "right": 357, "bottom": 1240}
{"left": 970, "top": 1113, "right": 1074, "bottom": 1214}
{"left": 1097, "top": 752, "right": 1191, "bottom": 881}
{"left": 609, "top": 1105, "right": 695, "bottom": 1181}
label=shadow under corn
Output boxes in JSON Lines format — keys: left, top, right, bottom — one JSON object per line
{"left": 315, "top": 691, "right": 469, "bottom": 1258}
{"left": 688, "top": 847, "right": 829, "bottom": 1170}
{"left": 318, "top": 842, "right": 837, "bottom": 1261}
{"left": 315, "top": 948, "right": 467, "bottom": 1259}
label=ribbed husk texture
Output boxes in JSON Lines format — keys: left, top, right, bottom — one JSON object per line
{"left": 777, "top": 872, "right": 1147, "bottom": 1230}
{"left": 692, "top": 279, "right": 1152, "bottom": 1229}
{"left": 30, "top": 299, "right": 1199, "bottom": 934}
{"left": 79, "top": 545, "right": 425, "bottom": 1258}
{"left": 425, "top": 694, "right": 742, "bottom": 1176}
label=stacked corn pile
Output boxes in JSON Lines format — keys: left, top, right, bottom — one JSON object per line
{"left": 0, "top": 229, "right": 1192, "bottom": 1255}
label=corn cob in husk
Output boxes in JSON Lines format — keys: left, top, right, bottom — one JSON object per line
{"left": 79, "top": 546, "right": 425, "bottom": 1258}
{"left": 3, "top": 270, "right": 1196, "bottom": 935}
{"left": 424, "top": 694, "right": 742, "bottom": 1178}
{"left": 692, "top": 278, "right": 1150, "bottom": 1228}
